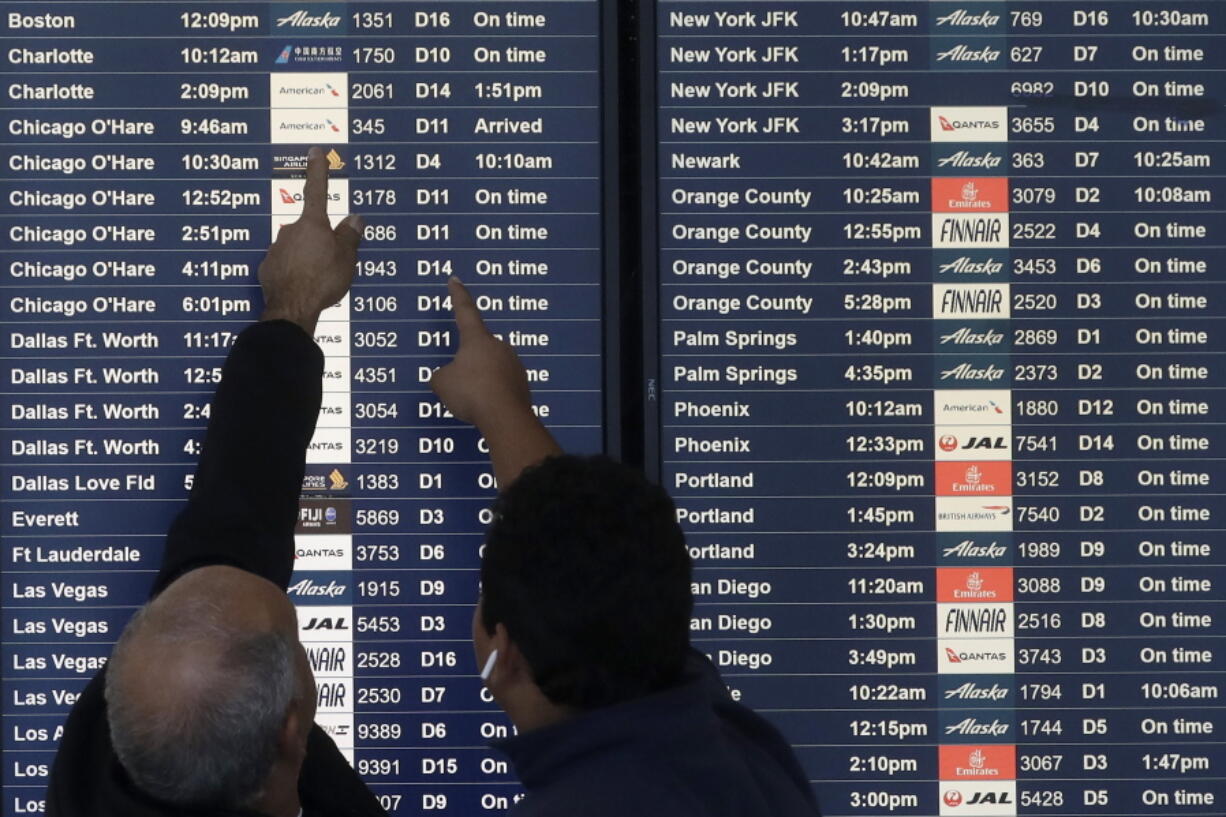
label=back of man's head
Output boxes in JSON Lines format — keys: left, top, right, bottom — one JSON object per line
{"left": 481, "top": 455, "right": 693, "bottom": 709}
{"left": 105, "top": 571, "right": 298, "bottom": 808}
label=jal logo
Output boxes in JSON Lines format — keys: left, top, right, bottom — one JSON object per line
{"left": 276, "top": 9, "right": 342, "bottom": 28}
{"left": 944, "top": 790, "right": 963, "bottom": 807}
{"left": 969, "top": 792, "right": 1012, "bottom": 805}
{"left": 303, "top": 616, "right": 349, "bottom": 630}
{"left": 940, "top": 435, "right": 1007, "bottom": 451}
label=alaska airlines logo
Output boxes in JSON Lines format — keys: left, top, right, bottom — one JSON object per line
{"left": 942, "top": 540, "right": 1007, "bottom": 559}
{"left": 940, "top": 362, "right": 1006, "bottom": 382}
{"left": 938, "top": 151, "right": 1003, "bottom": 169}
{"left": 935, "top": 9, "right": 1001, "bottom": 27}
{"left": 936, "top": 45, "right": 1002, "bottom": 63}
{"left": 946, "top": 717, "right": 1010, "bottom": 737}
{"left": 288, "top": 578, "right": 347, "bottom": 598}
{"left": 276, "top": 10, "right": 342, "bottom": 28}
{"left": 939, "top": 256, "right": 1004, "bottom": 275}
{"left": 943, "top": 681, "right": 1009, "bottom": 701}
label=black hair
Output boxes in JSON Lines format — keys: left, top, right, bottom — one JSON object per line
{"left": 481, "top": 455, "right": 693, "bottom": 709}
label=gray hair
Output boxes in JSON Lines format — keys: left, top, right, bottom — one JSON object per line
{"left": 104, "top": 595, "right": 298, "bottom": 808}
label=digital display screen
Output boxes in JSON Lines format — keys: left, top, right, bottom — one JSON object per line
{"left": 4, "top": 1, "right": 1226, "bottom": 815}
{"left": 1, "top": 2, "right": 606, "bottom": 813}
{"left": 649, "top": 1, "right": 1226, "bottom": 815}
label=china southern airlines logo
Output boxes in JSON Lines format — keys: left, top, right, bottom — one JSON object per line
{"left": 277, "top": 9, "right": 342, "bottom": 28}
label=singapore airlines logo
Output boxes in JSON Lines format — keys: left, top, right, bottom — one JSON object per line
{"left": 326, "top": 148, "right": 345, "bottom": 170}
{"left": 328, "top": 468, "right": 349, "bottom": 490}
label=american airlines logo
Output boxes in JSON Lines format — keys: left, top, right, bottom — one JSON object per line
{"left": 935, "top": 9, "right": 1002, "bottom": 27}
{"left": 276, "top": 10, "right": 342, "bottom": 28}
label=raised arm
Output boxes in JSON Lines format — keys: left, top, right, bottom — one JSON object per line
{"left": 430, "top": 278, "right": 561, "bottom": 487}
{"left": 153, "top": 147, "right": 363, "bottom": 593}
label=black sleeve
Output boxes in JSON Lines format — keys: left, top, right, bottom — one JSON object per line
{"left": 300, "top": 727, "right": 390, "bottom": 817}
{"left": 152, "top": 320, "right": 324, "bottom": 594}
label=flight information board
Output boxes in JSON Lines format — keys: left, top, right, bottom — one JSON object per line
{"left": 1, "top": 1, "right": 608, "bottom": 813}
{"left": 649, "top": 1, "right": 1225, "bottom": 815}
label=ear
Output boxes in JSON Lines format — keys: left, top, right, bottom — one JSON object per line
{"left": 492, "top": 624, "right": 533, "bottom": 684}
{"left": 278, "top": 705, "right": 307, "bottom": 761}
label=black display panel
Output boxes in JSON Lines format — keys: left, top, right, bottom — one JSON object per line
{"left": 1, "top": 2, "right": 612, "bottom": 813}
{"left": 646, "top": 1, "right": 1226, "bottom": 815}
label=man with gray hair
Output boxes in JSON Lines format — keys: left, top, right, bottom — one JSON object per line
{"left": 46, "top": 148, "right": 386, "bottom": 817}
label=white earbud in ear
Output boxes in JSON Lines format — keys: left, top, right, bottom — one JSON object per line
{"left": 480, "top": 649, "right": 499, "bottom": 682}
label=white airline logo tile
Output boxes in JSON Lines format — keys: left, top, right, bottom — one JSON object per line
{"left": 936, "top": 497, "right": 1013, "bottom": 532}
{"left": 931, "top": 107, "right": 1008, "bottom": 142}
{"left": 934, "top": 391, "right": 1012, "bottom": 425}
{"left": 938, "top": 637, "right": 1015, "bottom": 674}
{"left": 270, "top": 72, "right": 349, "bottom": 108}
{"left": 293, "top": 534, "right": 353, "bottom": 570}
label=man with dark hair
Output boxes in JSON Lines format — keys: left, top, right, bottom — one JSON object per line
{"left": 430, "top": 281, "right": 821, "bottom": 816}
{"left": 46, "top": 148, "right": 387, "bottom": 817}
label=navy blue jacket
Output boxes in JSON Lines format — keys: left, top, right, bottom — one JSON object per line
{"left": 494, "top": 650, "right": 821, "bottom": 816}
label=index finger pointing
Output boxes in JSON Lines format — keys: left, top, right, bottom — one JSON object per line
{"left": 448, "top": 278, "right": 488, "bottom": 341}
{"left": 300, "top": 146, "right": 329, "bottom": 223}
